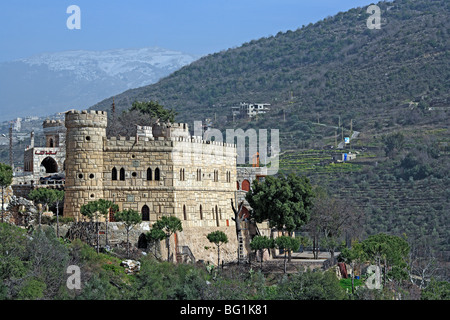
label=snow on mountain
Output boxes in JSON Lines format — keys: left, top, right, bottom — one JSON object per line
{"left": 19, "top": 47, "right": 200, "bottom": 88}
{"left": 0, "top": 47, "right": 200, "bottom": 122}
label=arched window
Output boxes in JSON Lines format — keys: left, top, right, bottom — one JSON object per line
{"left": 112, "top": 167, "right": 117, "bottom": 181}
{"left": 119, "top": 168, "right": 125, "bottom": 181}
{"left": 155, "top": 167, "right": 160, "bottom": 181}
{"left": 180, "top": 168, "right": 185, "bottom": 181}
{"left": 142, "top": 205, "right": 150, "bottom": 221}
{"left": 215, "top": 205, "right": 219, "bottom": 226}
{"left": 147, "top": 168, "right": 152, "bottom": 181}
{"left": 214, "top": 170, "right": 219, "bottom": 182}
{"left": 49, "top": 138, "right": 54, "bottom": 148}
{"left": 183, "top": 205, "right": 187, "bottom": 220}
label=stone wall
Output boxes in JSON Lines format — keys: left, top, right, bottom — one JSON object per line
{"left": 60, "top": 219, "right": 271, "bottom": 265}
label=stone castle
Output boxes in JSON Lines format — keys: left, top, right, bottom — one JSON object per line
{"left": 61, "top": 109, "right": 269, "bottom": 263}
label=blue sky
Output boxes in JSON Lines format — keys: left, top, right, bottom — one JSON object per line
{"left": 0, "top": 0, "right": 377, "bottom": 62}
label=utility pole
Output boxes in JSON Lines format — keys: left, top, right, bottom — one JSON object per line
{"left": 335, "top": 129, "right": 338, "bottom": 148}
{"left": 350, "top": 119, "right": 353, "bottom": 151}
{"left": 9, "top": 123, "right": 13, "bottom": 169}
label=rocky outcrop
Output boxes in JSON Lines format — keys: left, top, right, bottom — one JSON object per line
{"left": 5, "top": 194, "right": 39, "bottom": 226}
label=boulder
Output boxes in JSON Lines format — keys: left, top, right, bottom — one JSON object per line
{"left": 120, "top": 259, "right": 141, "bottom": 274}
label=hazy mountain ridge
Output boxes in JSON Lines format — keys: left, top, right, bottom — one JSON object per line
{"left": 0, "top": 47, "right": 201, "bottom": 122}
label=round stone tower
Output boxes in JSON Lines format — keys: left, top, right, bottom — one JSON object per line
{"left": 63, "top": 110, "right": 108, "bottom": 220}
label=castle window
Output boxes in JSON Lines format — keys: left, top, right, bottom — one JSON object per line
{"left": 199, "top": 205, "right": 203, "bottom": 220}
{"left": 196, "top": 169, "right": 202, "bottom": 181}
{"left": 142, "top": 205, "right": 150, "bottom": 221}
{"left": 180, "top": 168, "right": 185, "bottom": 181}
{"left": 89, "top": 173, "right": 95, "bottom": 179}
{"left": 183, "top": 205, "right": 187, "bottom": 220}
{"left": 236, "top": 181, "right": 240, "bottom": 190}
{"left": 120, "top": 168, "right": 125, "bottom": 181}
{"left": 214, "top": 170, "right": 219, "bottom": 182}
{"left": 155, "top": 168, "right": 160, "bottom": 181}
{"left": 132, "top": 172, "right": 137, "bottom": 177}
{"left": 78, "top": 173, "right": 83, "bottom": 179}
{"left": 215, "top": 205, "right": 219, "bottom": 227}
{"left": 49, "top": 138, "right": 54, "bottom": 148}
{"left": 147, "top": 168, "right": 152, "bottom": 181}
{"left": 112, "top": 167, "right": 117, "bottom": 180}
{"left": 85, "top": 136, "right": 91, "bottom": 141}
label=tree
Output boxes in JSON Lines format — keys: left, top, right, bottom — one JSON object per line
{"left": 338, "top": 240, "right": 366, "bottom": 294}
{"left": 421, "top": 278, "right": 450, "bottom": 300}
{"left": 246, "top": 174, "right": 314, "bottom": 234}
{"left": 152, "top": 216, "right": 183, "bottom": 262}
{"left": 250, "top": 235, "right": 274, "bottom": 270}
{"left": 207, "top": 231, "right": 228, "bottom": 266}
{"left": 80, "top": 201, "right": 102, "bottom": 253}
{"left": 276, "top": 269, "right": 347, "bottom": 300}
{"left": 114, "top": 209, "right": 142, "bottom": 258}
{"left": 0, "top": 222, "right": 29, "bottom": 299}
{"left": 362, "top": 233, "right": 410, "bottom": 287}
{"left": 53, "top": 190, "right": 64, "bottom": 238}
{"left": 0, "top": 163, "right": 13, "bottom": 223}
{"left": 383, "top": 132, "right": 405, "bottom": 158}
{"left": 146, "top": 227, "right": 166, "bottom": 258}
{"left": 230, "top": 199, "right": 245, "bottom": 264}
{"left": 275, "top": 236, "right": 300, "bottom": 273}
{"left": 306, "top": 194, "right": 364, "bottom": 260}
{"left": 129, "top": 100, "right": 177, "bottom": 123}
{"left": 95, "top": 199, "right": 119, "bottom": 248}
{"left": 28, "top": 188, "right": 58, "bottom": 229}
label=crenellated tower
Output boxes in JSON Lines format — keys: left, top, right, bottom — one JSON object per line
{"left": 63, "top": 110, "right": 108, "bottom": 220}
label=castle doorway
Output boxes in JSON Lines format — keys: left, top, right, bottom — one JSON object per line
{"left": 241, "top": 179, "right": 250, "bottom": 191}
{"left": 142, "top": 205, "right": 150, "bottom": 221}
{"left": 138, "top": 233, "right": 148, "bottom": 249}
{"left": 40, "top": 156, "right": 58, "bottom": 173}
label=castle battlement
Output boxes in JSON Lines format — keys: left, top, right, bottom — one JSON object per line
{"left": 65, "top": 109, "right": 108, "bottom": 128}
{"left": 43, "top": 119, "right": 64, "bottom": 128}
{"left": 104, "top": 134, "right": 236, "bottom": 150}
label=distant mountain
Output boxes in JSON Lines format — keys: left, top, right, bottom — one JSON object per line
{"left": 0, "top": 47, "right": 201, "bottom": 122}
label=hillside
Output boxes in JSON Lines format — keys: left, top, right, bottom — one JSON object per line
{"left": 88, "top": 0, "right": 450, "bottom": 267}
{"left": 91, "top": 0, "right": 449, "bottom": 133}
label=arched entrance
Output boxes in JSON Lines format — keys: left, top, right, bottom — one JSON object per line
{"left": 40, "top": 156, "right": 58, "bottom": 173}
{"left": 138, "top": 233, "right": 148, "bottom": 249}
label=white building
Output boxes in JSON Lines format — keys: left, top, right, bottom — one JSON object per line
{"left": 238, "top": 102, "right": 271, "bottom": 118}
